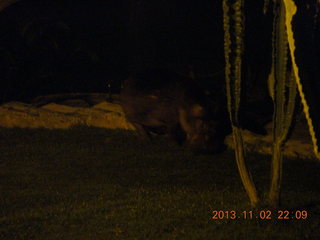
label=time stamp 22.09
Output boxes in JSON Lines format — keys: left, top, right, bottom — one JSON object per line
{"left": 211, "top": 210, "right": 308, "bottom": 220}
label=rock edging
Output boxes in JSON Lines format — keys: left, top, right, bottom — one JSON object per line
{"left": 0, "top": 100, "right": 315, "bottom": 159}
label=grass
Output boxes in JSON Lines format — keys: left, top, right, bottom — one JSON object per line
{"left": 0, "top": 126, "right": 320, "bottom": 240}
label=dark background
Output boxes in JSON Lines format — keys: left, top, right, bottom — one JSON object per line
{"left": 0, "top": 0, "right": 273, "bottom": 103}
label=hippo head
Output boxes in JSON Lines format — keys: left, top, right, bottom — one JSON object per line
{"left": 178, "top": 104, "right": 231, "bottom": 154}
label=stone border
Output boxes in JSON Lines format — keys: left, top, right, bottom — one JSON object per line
{"left": 0, "top": 101, "right": 133, "bottom": 130}
{"left": 0, "top": 99, "right": 315, "bottom": 159}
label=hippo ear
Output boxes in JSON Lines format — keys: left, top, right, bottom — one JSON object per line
{"left": 190, "top": 104, "right": 204, "bottom": 117}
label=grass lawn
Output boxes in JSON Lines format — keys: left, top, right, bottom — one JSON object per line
{"left": 0, "top": 126, "right": 319, "bottom": 240}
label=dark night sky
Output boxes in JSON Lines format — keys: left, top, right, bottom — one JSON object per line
{"left": 0, "top": 0, "right": 129, "bottom": 101}
{"left": 0, "top": 0, "right": 309, "bottom": 104}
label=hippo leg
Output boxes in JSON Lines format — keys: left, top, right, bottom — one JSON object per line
{"left": 168, "top": 123, "right": 186, "bottom": 145}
